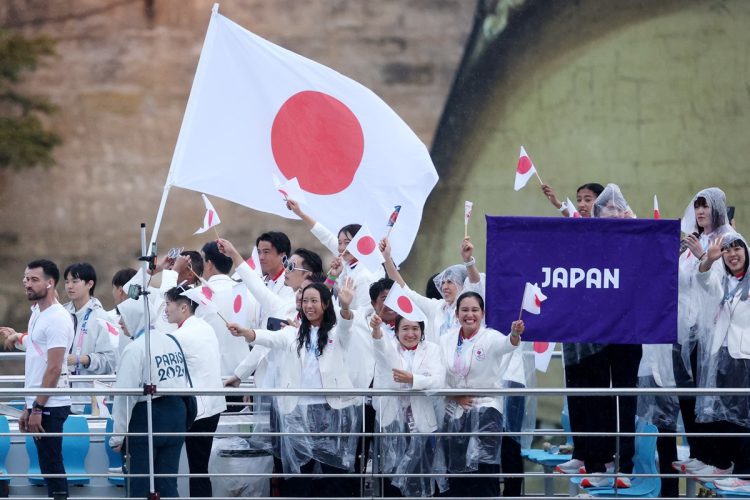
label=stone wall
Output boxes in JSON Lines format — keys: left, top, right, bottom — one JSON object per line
{"left": 0, "top": 0, "right": 475, "bottom": 330}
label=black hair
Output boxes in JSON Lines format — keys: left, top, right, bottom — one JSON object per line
{"left": 306, "top": 272, "right": 327, "bottom": 284}
{"left": 293, "top": 248, "right": 323, "bottom": 273}
{"left": 395, "top": 315, "right": 425, "bottom": 342}
{"left": 369, "top": 277, "right": 395, "bottom": 302}
{"left": 425, "top": 272, "right": 442, "bottom": 300}
{"left": 181, "top": 250, "right": 204, "bottom": 278}
{"left": 112, "top": 268, "right": 137, "bottom": 288}
{"left": 256, "top": 231, "right": 292, "bottom": 258}
{"left": 297, "top": 283, "right": 337, "bottom": 358}
{"left": 724, "top": 239, "right": 750, "bottom": 277}
{"left": 201, "top": 241, "right": 233, "bottom": 275}
{"left": 693, "top": 197, "right": 727, "bottom": 235}
{"left": 164, "top": 286, "right": 199, "bottom": 314}
{"left": 64, "top": 262, "right": 98, "bottom": 295}
{"left": 577, "top": 183, "right": 605, "bottom": 197}
{"left": 338, "top": 224, "right": 361, "bottom": 240}
{"left": 27, "top": 259, "right": 60, "bottom": 285}
{"left": 455, "top": 291, "right": 485, "bottom": 314}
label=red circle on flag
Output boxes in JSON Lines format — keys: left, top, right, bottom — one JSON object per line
{"left": 517, "top": 156, "right": 533, "bottom": 174}
{"left": 233, "top": 294, "right": 242, "bottom": 313}
{"left": 271, "top": 91, "right": 364, "bottom": 195}
{"left": 202, "top": 286, "right": 213, "bottom": 300}
{"left": 356, "top": 235, "right": 376, "bottom": 255}
{"left": 246, "top": 257, "right": 256, "bottom": 270}
{"left": 533, "top": 341, "right": 549, "bottom": 353}
{"left": 397, "top": 296, "right": 413, "bottom": 314}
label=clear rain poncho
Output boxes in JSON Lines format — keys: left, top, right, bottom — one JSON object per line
{"left": 694, "top": 232, "right": 750, "bottom": 428}
{"left": 372, "top": 337, "right": 448, "bottom": 497}
{"left": 565, "top": 184, "right": 635, "bottom": 365}
{"left": 674, "top": 188, "right": 734, "bottom": 385}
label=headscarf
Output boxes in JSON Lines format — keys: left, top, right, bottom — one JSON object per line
{"left": 680, "top": 187, "right": 732, "bottom": 236}
{"left": 592, "top": 183, "right": 634, "bottom": 219}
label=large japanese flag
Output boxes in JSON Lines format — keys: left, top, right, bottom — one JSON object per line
{"left": 164, "top": 7, "right": 438, "bottom": 264}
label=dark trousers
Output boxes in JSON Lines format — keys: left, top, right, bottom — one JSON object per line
{"left": 500, "top": 436, "right": 523, "bottom": 497}
{"left": 126, "top": 396, "right": 186, "bottom": 498}
{"left": 33, "top": 406, "right": 70, "bottom": 497}
{"left": 445, "top": 463, "right": 501, "bottom": 497}
{"left": 565, "top": 344, "right": 641, "bottom": 474}
{"left": 186, "top": 412, "right": 221, "bottom": 498}
{"left": 657, "top": 435, "right": 678, "bottom": 498}
{"left": 284, "top": 458, "right": 354, "bottom": 498}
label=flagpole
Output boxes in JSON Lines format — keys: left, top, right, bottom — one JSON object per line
{"left": 517, "top": 307, "right": 524, "bottom": 321}
{"left": 534, "top": 170, "right": 544, "bottom": 186}
{"left": 149, "top": 183, "right": 172, "bottom": 250}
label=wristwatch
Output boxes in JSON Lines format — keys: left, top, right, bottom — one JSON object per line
{"left": 32, "top": 401, "right": 45, "bottom": 411}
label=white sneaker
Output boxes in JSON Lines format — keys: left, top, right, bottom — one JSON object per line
{"left": 689, "top": 463, "right": 733, "bottom": 482}
{"left": 555, "top": 458, "right": 586, "bottom": 474}
{"left": 714, "top": 478, "right": 750, "bottom": 492}
{"left": 672, "top": 457, "right": 701, "bottom": 472}
{"left": 682, "top": 458, "right": 708, "bottom": 473}
{"left": 615, "top": 477, "right": 631, "bottom": 489}
{"left": 581, "top": 475, "right": 611, "bottom": 488}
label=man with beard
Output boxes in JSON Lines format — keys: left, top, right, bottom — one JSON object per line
{"left": 0, "top": 260, "right": 74, "bottom": 497}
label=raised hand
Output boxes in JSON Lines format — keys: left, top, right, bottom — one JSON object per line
{"left": 338, "top": 277, "right": 356, "bottom": 313}
{"left": 541, "top": 184, "right": 562, "bottom": 209}
{"left": 370, "top": 313, "right": 382, "bottom": 338}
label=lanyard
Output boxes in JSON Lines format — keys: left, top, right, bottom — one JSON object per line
{"left": 70, "top": 308, "right": 93, "bottom": 355}
{"left": 27, "top": 312, "right": 44, "bottom": 357}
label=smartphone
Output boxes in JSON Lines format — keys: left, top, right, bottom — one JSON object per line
{"left": 727, "top": 206, "right": 735, "bottom": 222}
{"left": 266, "top": 317, "right": 287, "bottom": 331}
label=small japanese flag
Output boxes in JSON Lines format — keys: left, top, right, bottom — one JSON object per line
{"left": 273, "top": 174, "right": 307, "bottom": 203}
{"left": 181, "top": 285, "right": 219, "bottom": 314}
{"left": 383, "top": 282, "right": 427, "bottom": 322}
{"left": 345, "top": 224, "right": 385, "bottom": 272}
{"left": 565, "top": 198, "right": 581, "bottom": 218}
{"left": 521, "top": 282, "right": 547, "bottom": 315}
{"left": 194, "top": 194, "right": 221, "bottom": 235}
{"left": 533, "top": 341, "right": 557, "bottom": 372}
{"left": 464, "top": 201, "right": 473, "bottom": 225}
{"left": 97, "top": 318, "right": 120, "bottom": 337}
{"left": 653, "top": 195, "right": 660, "bottom": 220}
{"left": 229, "top": 283, "right": 256, "bottom": 327}
{"left": 514, "top": 146, "right": 538, "bottom": 191}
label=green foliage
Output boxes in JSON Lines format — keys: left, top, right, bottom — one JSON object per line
{"left": 0, "top": 31, "right": 61, "bottom": 169}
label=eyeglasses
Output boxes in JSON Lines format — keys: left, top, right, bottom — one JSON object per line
{"left": 284, "top": 259, "right": 308, "bottom": 273}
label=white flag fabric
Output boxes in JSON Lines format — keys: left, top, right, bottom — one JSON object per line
{"left": 273, "top": 175, "right": 307, "bottom": 203}
{"left": 464, "top": 201, "right": 473, "bottom": 226}
{"left": 521, "top": 282, "right": 547, "bottom": 315}
{"left": 345, "top": 224, "right": 385, "bottom": 273}
{"left": 194, "top": 194, "right": 221, "bottom": 235}
{"left": 229, "top": 282, "right": 258, "bottom": 327}
{"left": 164, "top": 9, "right": 438, "bottom": 264}
{"left": 383, "top": 282, "right": 427, "bottom": 322}
{"left": 231, "top": 246, "right": 262, "bottom": 280}
{"left": 533, "top": 341, "right": 556, "bottom": 372}
{"left": 514, "top": 146, "right": 538, "bottom": 191}
{"left": 565, "top": 198, "right": 581, "bottom": 218}
{"left": 97, "top": 318, "right": 120, "bottom": 338}
{"left": 181, "top": 285, "right": 219, "bottom": 314}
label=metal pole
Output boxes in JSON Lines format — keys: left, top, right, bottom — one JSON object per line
{"left": 139, "top": 223, "right": 158, "bottom": 497}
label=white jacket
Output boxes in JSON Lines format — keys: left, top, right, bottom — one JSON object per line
{"left": 439, "top": 326, "right": 518, "bottom": 418}
{"left": 110, "top": 330, "right": 189, "bottom": 447}
{"left": 233, "top": 265, "right": 296, "bottom": 387}
{"left": 348, "top": 306, "right": 396, "bottom": 390}
{"left": 169, "top": 315, "right": 227, "bottom": 420}
{"left": 198, "top": 274, "right": 251, "bottom": 377}
{"left": 251, "top": 315, "right": 358, "bottom": 413}
{"left": 372, "top": 337, "right": 445, "bottom": 432}
{"left": 63, "top": 298, "right": 117, "bottom": 375}
{"left": 697, "top": 267, "right": 750, "bottom": 359}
